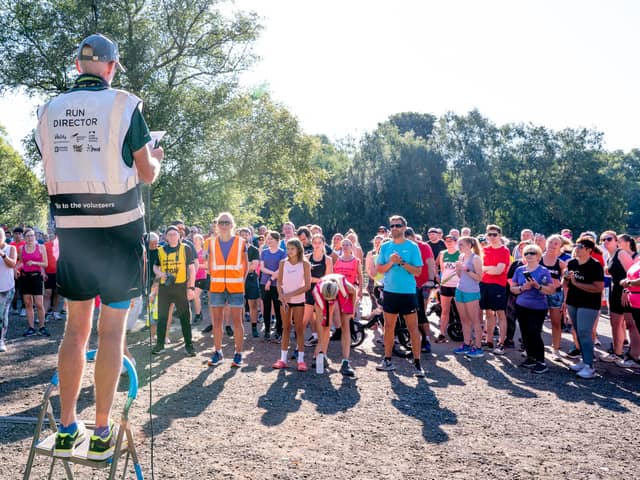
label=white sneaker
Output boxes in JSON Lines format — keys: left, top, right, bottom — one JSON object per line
{"left": 552, "top": 349, "right": 562, "bottom": 361}
{"left": 576, "top": 365, "right": 596, "bottom": 379}
{"left": 0, "top": 339, "right": 6, "bottom": 352}
{"left": 600, "top": 353, "right": 621, "bottom": 363}
{"left": 616, "top": 356, "right": 640, "bottom": 368}
{"left": 570, "top": 361, "right": 585, "bottom": 372}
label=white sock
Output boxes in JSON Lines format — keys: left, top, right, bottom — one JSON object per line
{"left": 280, "top": 350, "right": 288, "bottom": 362}
{"left": 298, "top": 351, "right": 304, "bottom": 363}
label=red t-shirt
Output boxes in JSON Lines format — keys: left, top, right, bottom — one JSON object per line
{"left": 481, "top": 244, "right": 510, "bottom": 286}
{"left": 414, "top": 240, "right": 434, "bottom": 287}
{"left": 44, "top": 241, "right": 57, "bottom": 274}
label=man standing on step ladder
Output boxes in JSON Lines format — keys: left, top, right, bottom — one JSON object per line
{"left": 35, "top": 33, "right": 162, "bottom": 461}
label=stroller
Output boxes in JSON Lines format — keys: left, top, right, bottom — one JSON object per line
{"left": 426, "top": 285, "right": 463, "bottom": 342}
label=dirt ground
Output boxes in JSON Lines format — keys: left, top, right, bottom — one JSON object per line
{"left": 1, "top": 304, "right": 638, "bottom": 480}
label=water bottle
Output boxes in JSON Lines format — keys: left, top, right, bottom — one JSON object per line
{"left": 316, "top": 352, "right": 324, "bottom": 374}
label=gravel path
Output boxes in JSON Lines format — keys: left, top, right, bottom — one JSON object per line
{"left": 2, "top": 308, "right": 638, "bottom": 479}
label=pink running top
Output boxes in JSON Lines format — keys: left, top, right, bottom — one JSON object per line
{"left": 21, "top": 245, "right": 43, "bottom": 273}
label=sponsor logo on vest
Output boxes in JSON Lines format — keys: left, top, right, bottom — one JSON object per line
{"left": 88, "top": 145, "right": 101, "bottom": 152}
{"left": 54, "top": 133, "right": 68, "bottom": 143}
{"left": 88, "top": 131, "right": 98, "bottom": 143}
{"left": 72, "top": 144, "right": 83, "bottom": 153}
{"left": 71, "top": 132, "right": 87, "bottom": 143}
{"left": 54, "top": 145, "right": 68, "bottom": 153}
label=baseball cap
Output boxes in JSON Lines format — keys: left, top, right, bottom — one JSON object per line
{"left": 77, "top": 34, "right": 126, "bottom": 72}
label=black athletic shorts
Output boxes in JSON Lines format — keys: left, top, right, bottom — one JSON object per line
{"left": 382, "top": 291, "right": 417, "bottom": 315}
{"left": 244, "top": 273, "right": 260, "bottom": 300}
{"left": 479, "top": 282, "right": 507, "bottom": 311}
{"left": 195, "top": 277, "right": 209, "bottom": 291}
{"left": 21, "top": 271, "right": 44, "bottom": 296}
{"left": 56, "top": 221, "right": 144, "bottom": 305}
{"left": 44, "top": 272, "right": 57, "bottom": 291}
{"left": 440, "top": 286, "right": 456, "bottom": 297}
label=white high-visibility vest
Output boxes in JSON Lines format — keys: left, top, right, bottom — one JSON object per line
{"left": 35, "top": 88, "right": 143, "bottom": 229}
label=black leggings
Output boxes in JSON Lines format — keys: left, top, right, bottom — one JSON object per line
{"left": 261, "top": 284, "right": 282, "bottom": 336}
{"left": 156, "top": 284, "right": 192, "bottom": 348}
{"left": 516, "top": 304, "right": 547, "bottom": 363}
{"left": 630, "top": 307, "right": 640, "bottom": 334}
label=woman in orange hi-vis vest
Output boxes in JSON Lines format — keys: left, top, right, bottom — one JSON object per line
{"left": 206, "top": 212, "right": 248, "bottom": 369}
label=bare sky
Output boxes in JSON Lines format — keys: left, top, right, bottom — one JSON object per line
{"left": 1, "top": 0, "right": 638, "bottom": 152}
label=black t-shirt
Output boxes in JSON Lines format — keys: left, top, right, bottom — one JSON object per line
{"left": 428, "top": 240, "right": 446, "bottom": 262}
{"left": 247, "top": 244, "right": 260, "bottom": 277}
{"left": 565, "top": 257, "right": 604, "bottom": 310}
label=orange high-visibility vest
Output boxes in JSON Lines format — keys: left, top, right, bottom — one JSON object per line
{"left": 209, "top": 236, "right": 246, "bottom": 293}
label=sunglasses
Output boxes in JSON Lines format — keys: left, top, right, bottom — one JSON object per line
{"left": 218, "top": 220, "right": 232, "bottom": 226}
{"left": 523, "top": 251, "right": 537, "bottom": 256}
{"left": 602, "top": 237, "right": 615, "bottom": 242}
{"left": 486, "top": 232, "right": 499, "bottom": 237}
{"left": 389, "top": 223, "right": 405, "bottom": 229}
{"left": 576, "top": 244, "right": 588, "bottom": 249}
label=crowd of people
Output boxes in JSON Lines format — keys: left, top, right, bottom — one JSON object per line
{"left": 5, "top": 218, "right": 640, "bottom": 382}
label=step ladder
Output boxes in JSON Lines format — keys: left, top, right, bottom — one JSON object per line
{"left": 23, "top": 350, "right": 144, "bottom": 479}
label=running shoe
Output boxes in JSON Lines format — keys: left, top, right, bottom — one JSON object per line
{"left": 0, "top": 339, "right": 6, "bottom": 352}
{"left": 263, "top": 332, "right": 271, "bottom": 341}
{"left": 570, "top": 361, "right": 586, "bottom": 372}
{"left": 151, "top": 345, "right": 164, "bottom": 355}
{"left": 532, "top": 362, "right": 549, "bottom": 374}
{"left": 616, "top": 354, "right": 640, "bottom": 368}
{"left": 376, "top": 359, "right": 395, "bottom": 371}
{"left": 552, "top": 349, "right": 562, "bottom": 361}
{"left": 413, "top": 365, "right": 426, "bottom": 378}
{"left": 251, "top": 325, "right": 260, "bottom": 338}
{"left": 435, "top": 334, "right": 447, "bottom": 344}
{"left": 22, "top": 327, "right": 37, "bottom": 337}
{"left": 297, "top": 360, "right": 308, "bottom": 372}
{"left": 54, "top": 421, "right": 86, "bottom": 458}
{"left": 201, "top": 324, "right": 213, "bottom": 333}
{"left": 185, "top": 344, "right": 196, "bottom": 357}
{"left": 38, "top": 327, "right": 51, "bottom": 337}
{"left": 453, "top": 344, "right": 472, "bottom": 355}
{"left": 594, "top": 337, "right": 601, "bottom": 347}
{"left": 421, "top": 341, "right": 431, "bottom": 354}
{"left": 225, "top": 326, "right": 234, "bottom": 337}
{"left": 600, "top": 353, "right": 622, "bottom": 363}
{"left": 192, "top": 313, "right": 201, "bottom": 325}
{"left": 208, "top": 351, "right": 223, "bottom": 366}
{"left": 87, "top": 420, "right": 117, "bottom": 461}
{"left": 566, "top": 348, "right": 581, "bottom": 359}
{"left": 576, "top": 365, "right": 596, "bottom": 379}
{"left": 272, "top": 359, "right": 287, "bottom": 369}
{"left": 493, "top": 344, "right": 505, "bottom": 355}
{"left": 231, "top": 352, "right": 242, "bottom": 368}
{"left": 271, "top": 334, "right": 282, "bottom": 343}
{"left": 465, "top": 347, "right": 484, "bottom": 358}
{"left": 340, "top": 360, "right": 355, "bottom": 377}
{"left": 520, "top": 357, "right": 537, "bottom": 369}
{"left": 304, "top": 335, "right": 318, "bottom": 347}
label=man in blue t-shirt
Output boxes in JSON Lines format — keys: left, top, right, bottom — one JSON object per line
{"left": 375, "top": 215, "right": 425, "bottom": 377}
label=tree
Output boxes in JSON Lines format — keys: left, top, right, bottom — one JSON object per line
{"left": 0, "top": 128, "right": 47, "bottom": 227}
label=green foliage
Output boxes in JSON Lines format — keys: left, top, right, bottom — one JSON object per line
{"left": 0, "top": 129, "right": 47, "bottom": 227}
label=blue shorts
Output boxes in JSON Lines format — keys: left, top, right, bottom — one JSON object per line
{"left": 209, "top": 290, "right": 245, "bottom": 308}
{"left": 455, "top": 289, "right": 481, "bottom": 304}
{"left": 546, "top": 290, "right": 564, "bottom": 309}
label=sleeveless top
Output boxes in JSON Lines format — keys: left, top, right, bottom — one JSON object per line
{"left": 0, "top": 245, "right": 15, "bottom": 292}
{"left": 309, "top": 253, "right": 327, "bottom": 279}
{"left": 607, "top": 249, "right": 627, "bottom": 288}
{"left": 21, "top": 245, "right": 43, "bottom": 273}
{"left": 196, "top": 249, "right": 207, "bottom": 280}
{"left": 457, "top": 253, "right": 480, "bottom": 293}
{"left": 540, "top": 255, "right": 562, "bottom": 292}
{"left": 334, "top": 256, "right": 360, "bottom": 285}
{"left": 281, "top": 260, "right": 306, "bottom": 304}
{"left": 441, "top": 250, "right": 460, "bottom": 287}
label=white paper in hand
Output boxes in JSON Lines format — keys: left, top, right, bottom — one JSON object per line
{"left": 148, "top": 130, "right": 166, "bottom": 148}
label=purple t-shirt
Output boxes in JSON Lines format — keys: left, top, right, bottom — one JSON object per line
{"left": 513, "top": 265, "right": 552, "bottom": 310}
{"left": 260, "top": 248, "right": 286, "bottom": 285}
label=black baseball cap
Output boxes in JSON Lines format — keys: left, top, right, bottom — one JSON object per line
{"left": 77, "top": 34, "right": 126, "bottom": 72}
